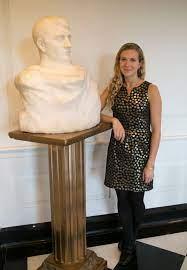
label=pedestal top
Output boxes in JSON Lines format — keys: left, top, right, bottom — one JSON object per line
{"left": 8, "top": 122, "right": 112, "bottom": 146}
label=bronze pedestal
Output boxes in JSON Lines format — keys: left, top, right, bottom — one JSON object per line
{"left": 9, "top": 122, "right": 111, "bottom": 270}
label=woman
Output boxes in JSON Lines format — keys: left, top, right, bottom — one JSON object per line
{"left": 100, "top": 43, "right": 162, "bottom": 268}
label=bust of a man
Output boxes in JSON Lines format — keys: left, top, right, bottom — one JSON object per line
{"left": 15, "top": 16, "right": 101, "bottom": 133}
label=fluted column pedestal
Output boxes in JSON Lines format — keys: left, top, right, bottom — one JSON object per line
{"left": 9, "top": 122, "right": 111, "bottom": 270}
{"left": 48, "top": 142, "right": 86, "bottom": 264}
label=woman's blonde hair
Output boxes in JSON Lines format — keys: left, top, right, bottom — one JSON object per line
{"left": 107, "top": 43, "right": 145, "bottom": 106}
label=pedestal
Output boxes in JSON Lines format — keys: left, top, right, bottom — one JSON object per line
{"left": 9, "top": 122, "right": 111, "bottom": 270}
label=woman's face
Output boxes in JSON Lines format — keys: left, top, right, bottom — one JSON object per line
{"left": 119, "top": 49, "right": 141, "bottom": 79}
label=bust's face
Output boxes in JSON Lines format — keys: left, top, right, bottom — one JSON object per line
{"left": 42, "top": 20, "right": 72, "bottom": 63}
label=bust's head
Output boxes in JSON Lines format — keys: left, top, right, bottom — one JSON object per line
{"left": 32, "top": 16, "right": 71, "bottom": 64}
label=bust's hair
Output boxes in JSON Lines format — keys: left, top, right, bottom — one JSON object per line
{"left": 32, "top": 16, "right": 69, "bottom": 46}
{"left": 107, "top": 43, "right": 145, "bottom": 106}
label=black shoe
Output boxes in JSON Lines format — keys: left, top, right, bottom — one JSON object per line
{"left": 113, "top": 250, "right": 136, "bottom": 270}
{"left": 119, "top": 249, "right": 136, "bottom": 266}
{"left": 118, "top": 240, "right": 124, "bottom": 251}
{"left": 118, "top": 240, "right": 136, "bottom": 253}
{"left": 113, "top": 263, "right": 125, "bottom": 270}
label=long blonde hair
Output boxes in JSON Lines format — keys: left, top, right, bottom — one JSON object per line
{"left": 108, "top": 43, "right": 145, "bottom": 106}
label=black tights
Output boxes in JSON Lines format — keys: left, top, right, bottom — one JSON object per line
{"left": 115, "top": 189, "right": 145, "bottom": 251}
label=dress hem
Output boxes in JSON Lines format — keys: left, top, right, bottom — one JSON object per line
{"left": 104, "top": 183, "right": 153, "bottom": 192}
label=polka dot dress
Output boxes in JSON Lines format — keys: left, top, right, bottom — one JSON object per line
{"left": 104, "top": 81, "right": 153, "bottom": 192}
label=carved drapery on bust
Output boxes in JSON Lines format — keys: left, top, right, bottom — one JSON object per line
{"left": 15, "top": 16, "right": 100, "bottom": 133}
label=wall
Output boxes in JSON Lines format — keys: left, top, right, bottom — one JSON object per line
{"left": 0, "top": 0, "right": 187, "bottom": 227}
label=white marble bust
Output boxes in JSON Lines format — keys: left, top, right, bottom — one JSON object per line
{"left": 15, "top": 16, "right": 101, "bottom": 133}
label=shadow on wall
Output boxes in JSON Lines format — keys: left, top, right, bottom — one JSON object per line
{"left": 7, "top": 37, "right": 39, "bottom": 130}
{"left": 17, "top": 37, "right": 39, "bottom": 67}
{"left": 6, "top": 79, "right": 22, "bottom": 130}
{"left": 9, "top": 146, "right": 50, "bottom": 226}
{"left": 97, "top": 53, "right": 114, "bottom": 92}
{"left": 95, "top": 54, "right": 114, "bottom": 144}
{"left": 87, "top": 141, "right": 117, "bottom": 215}
{"left": 89, "top": 53, "right": 119, "bottom": 214}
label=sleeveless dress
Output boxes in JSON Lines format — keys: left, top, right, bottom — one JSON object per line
{"left": 104, "top": 81, "right": 153, "bottom": 192}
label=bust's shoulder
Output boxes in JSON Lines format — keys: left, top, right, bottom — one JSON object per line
{"left": 68, "top": 65, "right": 90, "bottom": 82}
{"left": 15, "top": 65, "right": 41, "bottom": 88}
{"left": 72, "top": 65, "right": 87, "bottom": 76}
{"left": 74, "top": 65, "right": 85, "bottom": 71}
{"left": 75, "top": 65, "right": 93, "bottom": 79}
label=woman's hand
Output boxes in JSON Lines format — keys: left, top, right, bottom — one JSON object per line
{"left": 112, "top": 118, "right": 125, "bottom": 143}
{"left": 143, "top": 166, "right": 154, "bottom": 183}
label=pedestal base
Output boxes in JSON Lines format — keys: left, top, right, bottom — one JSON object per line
{"left": 37, "top": 249, "right": 107, "bottom": 270}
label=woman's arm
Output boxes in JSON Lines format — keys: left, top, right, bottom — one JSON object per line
{"left": 143, "top": 84, "right": 162, "bottom": 183}
{"left": 100, "top": 87, "right": 125, "bottom": 142}
{"left": 100, "top": 87, "right": 114, "bottom": 123}
{"left": 100, "top": 87, "right": 109, "bottom": 111}
{"left": 147, "top": 84, "right": 162, "bottom": 167}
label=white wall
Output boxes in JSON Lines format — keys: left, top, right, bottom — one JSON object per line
{"left": 0, "top": 0, "right": 187, "bottom": 227}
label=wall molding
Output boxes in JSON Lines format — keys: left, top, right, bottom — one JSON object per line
{"left": 2, "top": 132, "right": 187, "bottom": 153}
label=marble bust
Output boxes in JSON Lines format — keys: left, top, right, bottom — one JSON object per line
{"left": 15, "top": 16, "right": 101, "bottom": 133}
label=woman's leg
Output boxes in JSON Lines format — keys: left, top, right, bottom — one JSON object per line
{"left": 115, "top": 189, "right": 135, "bottom": 252}
{"left": 129, "top": 191, "right": 145, "bottom": 239}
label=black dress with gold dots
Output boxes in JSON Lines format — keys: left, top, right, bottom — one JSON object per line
{"left": 104, "top": 81, "right": 153, "bottom": 192}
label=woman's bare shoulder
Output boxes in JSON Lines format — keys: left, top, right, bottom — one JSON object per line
{"left": 148, "top": 83, "right": 161, "bottom": 103}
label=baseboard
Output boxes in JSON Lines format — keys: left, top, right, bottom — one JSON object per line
{"left": 0, "top": 204, "right": 187, "bottom": 267}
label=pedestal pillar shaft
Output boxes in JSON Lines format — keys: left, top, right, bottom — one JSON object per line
{"left": 48, "top": 141, "right": 86, "bottom": 264}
